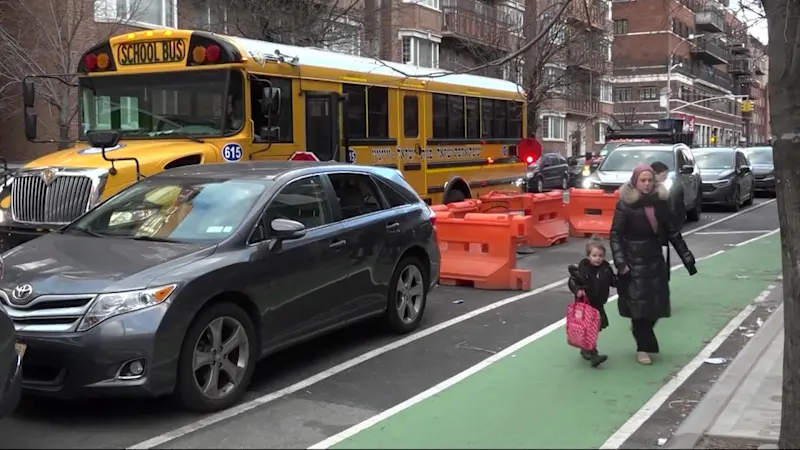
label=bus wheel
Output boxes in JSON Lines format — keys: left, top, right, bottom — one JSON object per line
{"left": 444, "top": 190, "right": 466, "bottom": 204}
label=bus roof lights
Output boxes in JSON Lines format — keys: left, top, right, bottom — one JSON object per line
{"left": 192, "top": 46, "right": 206, "bottom": 64}
{"left": 190, "top": 44, "right": 222, "bottom": 65}
{"left": 84, "top": 54, "right": 98, "bottom": 71}
{"left": 96, "top": 53, "right": 110, "bottom": 70}
{"left": 206, "top": 45, "right": 221, "bottom": 63}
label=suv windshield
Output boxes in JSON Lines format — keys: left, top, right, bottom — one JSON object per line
{"left": 744, "top": 147, "right": 773, "bottom": 165}
{"left": 67, "top": 178, "right": 267, "bottom": 243}
{"left": 79, "top": 69, "right": 244, "bottom": 139}
{"left": 600, "top": 149, "right": 675, "bottom": 171}
{"left": 693, "top": 150, "right": 734, "bottom": 170}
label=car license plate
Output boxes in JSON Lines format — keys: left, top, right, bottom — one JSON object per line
{"left": 14, "top": 341, "right": 26, "bottom": 358}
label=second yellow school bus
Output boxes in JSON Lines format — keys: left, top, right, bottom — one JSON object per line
{"left": 2, "top": 29, "right": 528, "bottom": 247}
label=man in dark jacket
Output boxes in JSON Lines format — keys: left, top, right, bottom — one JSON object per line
{"left": 610, "top": 163, "right": 697, "bottom": 365}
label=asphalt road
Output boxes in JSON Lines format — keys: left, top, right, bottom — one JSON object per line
{"left": 0, "top": 198, "right": 779, "bottom": 450}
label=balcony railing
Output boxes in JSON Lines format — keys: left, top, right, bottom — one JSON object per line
{"left": 734, "top": 81, "right": 760, "bottom": 99}
{"left": 565, "top": 47, "right": 613, "bottom": 74}
{"left": 691, "top": 65, "right": 733, "bottom": 91}
{"left": 566, "top": 99, "right": 602, "bottom": 115}
{"left": 691, "top": 36, "right": 729, "bottom": 65}
{"left": 728, "top": 34, "right": 751, "bottom": 55}
{"left": 563, "top": 0, "right": 612, "bottom": 33}
{"left": 694, "top": 8, "right": 725, "bottom": 33}
{"left": 441, "top": 0, "right": 512, "bottom": 49}
{"left": 729, "top": 58, "right": 752, "bottom": 75}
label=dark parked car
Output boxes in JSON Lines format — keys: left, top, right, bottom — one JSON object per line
{"left": 742, "top": 146, "right": 775, "bottom": 197}
{"left": 524, "top": 153, "right": 570, "bottom": 192}
{"left": 580, "top": 144, "right": 703, "bottom": 227}
{"left": 567, "top": 156, "right": 587, "bottom": 188}
{"left": 1, "top": 161, "right": 440, "bottom": 412}
{"left": 694, "top": 147, "right": 754, "bottom": 211}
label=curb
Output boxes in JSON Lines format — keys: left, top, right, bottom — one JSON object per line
{"left": 665, "top": 301, "right": 784, "bottom": 449}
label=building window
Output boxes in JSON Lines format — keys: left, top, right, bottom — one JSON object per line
{"left": 640, "top": 86, "right": 659, "bottom": 100}
{"left": 613, "top": 19, "right": 628, "bottom": 34}
{"left": 502, "top": 59, "right": 524, "bottom": 85}
{"left": 594, "top": 122, "right": 607, "bottom": 143}
{"left": 543, "top": 66, "right": 566, "bottom": 91}
{"left": 97, "top": 0, "right": 177, "bottom": 27}
{"left": 401, "top": 35, "right": 439, "bottom": 68}
{"left": 541, "top": 115, "right": 564, "bottom": 141}
{"left": 614, "top": 87, "right": 632, "bottom": 102}
{"left": 343, "top": 84, "right": 389, "bottom": 139}
{"left": 324, "top": 18, "right": 363, "bottom": 56}
{"left": 402, "top": 0, "right": 440, "bottom": 9}
{"left": 596, "top": 81, "right": 612, "bottom": 102}
{"left": 503, "top": 5, "right": 525, "bottom": 36}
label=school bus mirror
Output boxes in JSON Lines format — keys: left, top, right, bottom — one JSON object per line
{"left": 261, "top": 87, "right": 281, "bottom": 116}
{"left": 87, "top": 130, "right": 121, "bottom": 149}
{"left": 24, "top": 111, "right": 37, "bottom": 141}
{"left": 22, "top": 78, "right": 35, "bottom": 108}
{"left": 258, "top": 126, "right": 280, "bottom": 141}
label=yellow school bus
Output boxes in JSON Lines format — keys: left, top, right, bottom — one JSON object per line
{"left": 1, "top": 29, "right": 528, "bottom": 248}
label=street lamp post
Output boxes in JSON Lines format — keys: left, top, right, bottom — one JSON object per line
{"left": 665, "top": 33, "right": 704, "bottom": 117}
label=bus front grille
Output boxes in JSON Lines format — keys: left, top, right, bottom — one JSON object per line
{"left": 11, "top": 173, "right": 93, "bottom": 225}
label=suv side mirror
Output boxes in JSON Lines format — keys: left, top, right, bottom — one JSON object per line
{"left": 739, "top": 165, "right": 751, "bottom": 174}
{"left": 680, "top": 164, "right": 694, "bottom": 175}
{"left": 271, "top": 218, "right": 306, "bottom": 240}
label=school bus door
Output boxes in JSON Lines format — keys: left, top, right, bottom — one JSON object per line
{"left": 400, "top": 92, "right": 426, "bottom": 196}
{"left": 305, "top": 92, "right": 341, "bottom": 162}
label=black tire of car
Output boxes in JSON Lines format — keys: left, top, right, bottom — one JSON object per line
{"left": 731, "top": 186, "right": 741, "bottom": 212}
{"left": 686, "top": 188, "right": 702, "bottom": 222}
{"left": 385, "top": 256, "right": 429, "bottom": 334}
{"left": 175, "top": 302, "right": 258, "bottom": 413}
{"left": 534, "top": 177, "right": 544, "bottom": 193}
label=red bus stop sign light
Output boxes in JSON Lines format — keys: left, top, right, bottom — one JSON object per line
{"left": 518, "top": 138, "right": 542, "bottom": 165}
{"left": 289, "top": 152, "right": 320, "bottom": 162}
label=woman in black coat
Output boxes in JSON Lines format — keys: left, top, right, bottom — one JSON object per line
{"left": 610, "top": 163, "right": 697, "bottom": 365}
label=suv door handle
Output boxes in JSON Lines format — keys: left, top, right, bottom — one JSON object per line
{"left": 329, "top": 239, "right": 347, "bottom": 249}
{"left": 386, "top": 222, "right": 401, "bottom": 232}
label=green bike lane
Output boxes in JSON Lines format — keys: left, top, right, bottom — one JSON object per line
{"left": 329, "top": 233, "right": 782, "bottom": 449}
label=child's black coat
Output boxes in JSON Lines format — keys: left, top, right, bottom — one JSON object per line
{"left": 567, "top": 259, "right": 617, "bottom": 330}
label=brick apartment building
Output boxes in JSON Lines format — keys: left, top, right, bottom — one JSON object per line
{"left": 0, "top": 0, "right": 615, "bottom": 162}
{"left": 611, "top": 0, "right": 769, "bottom": 146}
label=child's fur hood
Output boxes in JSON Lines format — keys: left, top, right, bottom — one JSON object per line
{"left": 618, "top": 180, "right": 670, "bottom": 205}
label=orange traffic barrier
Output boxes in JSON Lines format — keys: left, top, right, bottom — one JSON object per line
{"left": 437, "top": 213, "right": 532, "bottom": 291}
{"left": 567, "top": 188, "right": 620, "bottom": 238}
{"left": 527, "top": 191, "right": 569, "bottom": 247}
{"left": 479, "top": 190, "right": 569, "bottom": 248}
{"left": 431, "top": 200, "right": 482, "bottom": 218}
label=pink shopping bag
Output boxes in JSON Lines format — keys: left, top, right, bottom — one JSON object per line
{"left": 566, "top": 290, "right": 601, "bottom": 351}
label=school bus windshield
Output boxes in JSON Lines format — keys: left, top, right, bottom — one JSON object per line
{"left": 79, "top": 69, "right": 244, "bottom": 140}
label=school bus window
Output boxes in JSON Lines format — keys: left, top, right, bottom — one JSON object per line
{"left": 251, "top": 76, "right": 293, "bottom": 142}
{"left": 343, "top": 84, "right": 367, "bottom": 138}
{"left": 466, "top": 97, "right": 480, "bottom": 139}
{"left": 481, "top": 99, "right": 494, "bottom": 138}
{"left": 432, "top": 93, "right": 448, "bottom": 138}
{"left": 78, "top": 70, "right": 242, "bottom": 139}
{"left": 367, "top": 86, "right": 389, "bottom": 138}
{"left": 448, "top": 95, "right": 465, "bottom": 138}
{"left": 403, "top": 95, "right": 419, "bottom": 138}
{"left": 493, "top": 100, "right": 507, "bottom": 138}
{"left": 508, "top": 101, "right": 523, "bottom": 138}
{"left": 224, "top": 72, "right": 245, "bottom": 133}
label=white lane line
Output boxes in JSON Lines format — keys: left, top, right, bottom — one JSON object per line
{"left": 128, "top": 201, "right": 777, "bottom": 450}
{"left": 694, "top": 230, "right": 775, "bottom": 235}
{"left": 735, "top": 228, "right": 780, "bottom": 247}
{"left": 308, "top": 227, "right": 779, "bottom": 450}
{"left": 600, "top": 284, "right": 780, "bottom": 449}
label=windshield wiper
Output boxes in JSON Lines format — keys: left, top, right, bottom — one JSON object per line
{"left": 69, "top": 227, "right": 107, "bottom": 238}
{"left": 129, "top": 235, "right": 180, "bottom": 243}
{"left": 166, "top": 134, "right": 205, "bottom": 144}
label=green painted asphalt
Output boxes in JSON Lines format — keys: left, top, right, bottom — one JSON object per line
{"left": 333, "top": 235, "right": 781, "bottom": 449}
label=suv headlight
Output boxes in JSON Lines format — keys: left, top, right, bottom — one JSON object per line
{"left": 581, "top": 178, "right": 596, "bottom": 189}
{"left": 663, "top": 178, "right": 673, "bottom": 190}
{"left": 77, "top": 284, "right": 177, "bottom": 331}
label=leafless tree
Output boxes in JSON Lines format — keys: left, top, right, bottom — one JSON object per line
{"left": 0, "top": 0, "right": 143, "bottom": 150}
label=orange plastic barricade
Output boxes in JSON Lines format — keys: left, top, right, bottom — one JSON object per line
{"left": 478, "top": 191, "right": 534, "bottom": 215}
{"left": 430, "top": 200, "right": 481, "bottom": 218}
{"left": 567, "top": 188, "right": 620, "bottom": 238}
{"left": 527, "top": 191, "right": 569, "bottom": 247}
{"left": 437, "top": 213, "right": 532, "bottom": 291}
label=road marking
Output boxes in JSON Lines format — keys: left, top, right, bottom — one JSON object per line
{"left": 599, "top": 283, "right": 780, "bottom": 449}
{"left": 735, "top": 228, "right": 780, "bottom": 247}
{"left": 694, "top": 230, "right": 775, "bottom": 235}
{"left": 307, "top": 227, "right": 779, "bottom": 450}
{"left": 128, "top": 201, "right": 777, "bottom": 450}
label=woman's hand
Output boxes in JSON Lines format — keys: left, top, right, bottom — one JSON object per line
{"left": 618, "top": 265, "right": 630, "bottom": 275}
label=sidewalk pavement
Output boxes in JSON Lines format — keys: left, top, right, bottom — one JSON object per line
{"left": 667, "top": 295, "right": 783, "bottom": 449}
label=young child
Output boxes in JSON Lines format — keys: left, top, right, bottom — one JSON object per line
{"left": 567, "top": 236, "right": 617, "bottom": 367}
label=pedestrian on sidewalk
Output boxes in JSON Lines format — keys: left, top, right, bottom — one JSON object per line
{"left": 567, "top": 236, "right": 616, "bottom": 367}
{"left": 610, "top": 163, "right": 697, "bottom": 365}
